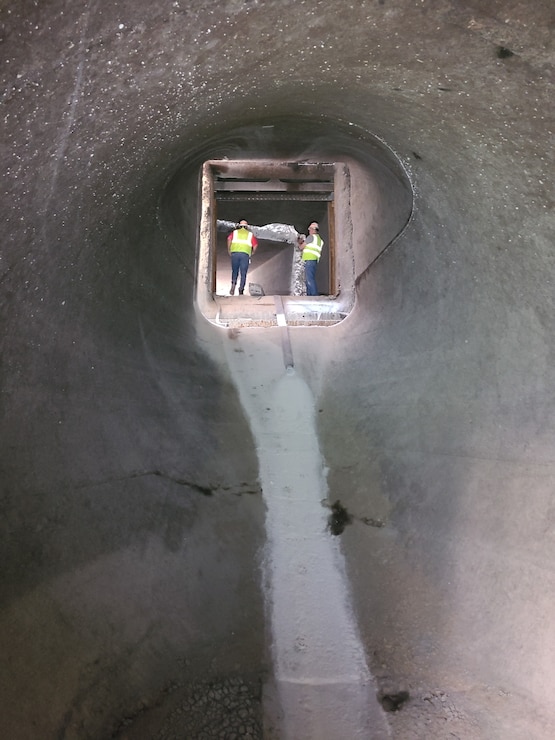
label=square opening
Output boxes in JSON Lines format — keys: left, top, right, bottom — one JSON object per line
{"left": 197, "top": 159, "right": 352, "bottom": 327}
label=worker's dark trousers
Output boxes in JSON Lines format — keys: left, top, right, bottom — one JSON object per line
{"left": 304, "top": 259, "right": 318, "bottom": 296}
{"left": 231, "top": 252, "right": 250, "bottom": 293}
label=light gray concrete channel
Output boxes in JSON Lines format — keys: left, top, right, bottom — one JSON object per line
{"left": 219, "top": 326, "right": 389, "bottom": 739}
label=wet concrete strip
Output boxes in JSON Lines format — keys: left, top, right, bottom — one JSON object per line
{"left": 220, "top": 327, "right": 389, "bottom": 739}
{"left": 273, "top": 295, "right": 294, "bottom": 369}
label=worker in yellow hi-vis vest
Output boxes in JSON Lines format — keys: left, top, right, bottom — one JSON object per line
{"left": 227, "top": 219, "right": 258, "bottom": 295}
{"left": 298, "top": 221, "right": 324, "bottom": 296}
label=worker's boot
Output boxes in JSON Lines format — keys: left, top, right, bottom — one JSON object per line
{"left": 230, "top": 282, "right": 236, "bottom": 295}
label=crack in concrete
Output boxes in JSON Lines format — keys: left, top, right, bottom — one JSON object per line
{"left": 75, "top": 470, "right": 261, "bottom": 496}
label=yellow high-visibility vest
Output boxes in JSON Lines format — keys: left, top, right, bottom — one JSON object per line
{"left": 230, "top": 228, "right": 255, "bottom": 255}
{"left": 302, "top": 234, "right": 323, "bottom": 261}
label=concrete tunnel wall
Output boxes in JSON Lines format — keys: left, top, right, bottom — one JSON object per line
{"left": 1, "top": 1, "right": 554, "bottom": 738}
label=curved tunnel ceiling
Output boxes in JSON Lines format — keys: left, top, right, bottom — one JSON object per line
{"left": 1, "top": 1, "right": 554, "bottom": 738}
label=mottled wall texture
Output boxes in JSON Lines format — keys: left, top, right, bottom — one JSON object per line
{"left": 1, "top": 1, "right": 554, "bottom": 738}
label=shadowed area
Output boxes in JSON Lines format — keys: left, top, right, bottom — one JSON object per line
{"left": 1, "top": 0, "right": 554, "bottom": 738}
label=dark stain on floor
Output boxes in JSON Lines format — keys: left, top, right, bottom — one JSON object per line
{"left": 327, "top": 499, "right": 353, "bottom": 535}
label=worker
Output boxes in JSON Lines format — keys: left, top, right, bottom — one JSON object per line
{"left": 298, "top": 221, "right": 324, "bottom": 296}
{"left": 227, "top": 219, "right": 258, "bottom": 295}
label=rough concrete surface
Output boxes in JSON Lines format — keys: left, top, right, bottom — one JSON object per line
{"left": 1, "top": 0, "right": 554, "bottom": 738}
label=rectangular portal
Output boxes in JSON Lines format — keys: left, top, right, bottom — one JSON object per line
{"left": 197, "top": 159, "right": 351, "bottom": 328}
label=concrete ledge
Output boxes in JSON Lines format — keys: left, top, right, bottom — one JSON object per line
{"left": 204, "top": 294, "right": 347, "bottom": 327}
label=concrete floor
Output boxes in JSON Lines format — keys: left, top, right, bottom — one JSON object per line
{"left": 1, "top": 1, "right": 554, "bottom": 738}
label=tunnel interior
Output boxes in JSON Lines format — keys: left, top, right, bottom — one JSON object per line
{"left": 2, "top": 1, "right": 555, "bottom": 738}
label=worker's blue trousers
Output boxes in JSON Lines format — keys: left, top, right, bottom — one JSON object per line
{"left": 231, "top": 252, "right": 250, "bottom": 292}
{"left": 304, "top": 259, "right": 318, "bottom": 296}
